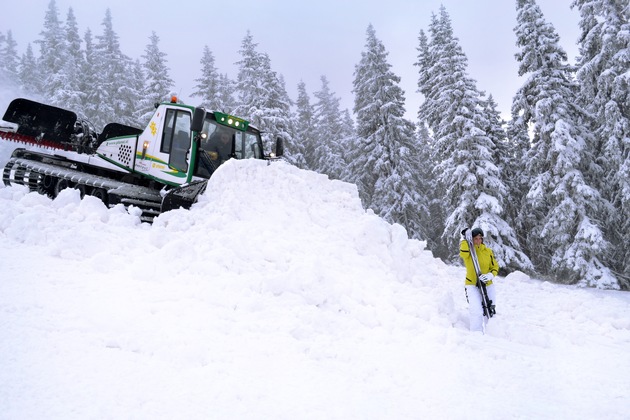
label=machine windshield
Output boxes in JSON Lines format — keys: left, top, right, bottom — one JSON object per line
{"left": 199, "top": 119, "right": 262, "bottom": 160}
{"left": 194, "top": 118, "right": 262, "bottom": 178}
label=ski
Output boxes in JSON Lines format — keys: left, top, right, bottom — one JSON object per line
{"left": 466, "top": 233, "right": 495, "bottom": 319}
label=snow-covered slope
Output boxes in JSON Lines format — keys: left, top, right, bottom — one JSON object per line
{"left": 1, "top": 159, "right": 629, "bottom": 419}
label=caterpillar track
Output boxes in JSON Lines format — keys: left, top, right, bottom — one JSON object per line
{"left": 3, "top": 149, "right": 163, "bottom": 222}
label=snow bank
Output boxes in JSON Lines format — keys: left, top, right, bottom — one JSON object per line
{"left": 0, "top": 158, "right": 629, "bottom": 419}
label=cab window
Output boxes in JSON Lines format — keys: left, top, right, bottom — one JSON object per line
{"left": 161, "top": 109, "right": 191, "bottom": 171}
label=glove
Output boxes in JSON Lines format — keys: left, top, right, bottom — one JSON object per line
{"left": 479, "top": 273, "right": 494, "bottom": 283}
{"left": 461, "top": 228, "right": 472, "bottom": 242}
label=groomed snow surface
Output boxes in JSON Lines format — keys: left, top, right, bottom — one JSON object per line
{"left": 1, "top": 156, "right": 629, "bottom": 419}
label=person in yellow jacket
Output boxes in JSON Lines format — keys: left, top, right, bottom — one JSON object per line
{"left": 460, "top": 227, "right": 499, "bottom": 332}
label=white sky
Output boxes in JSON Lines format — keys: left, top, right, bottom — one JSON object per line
{"left": 3, "top": 0, "right": 580, "bottom": 120}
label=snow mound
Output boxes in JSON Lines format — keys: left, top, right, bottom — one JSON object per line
{"left": 0, "top": 158, "right": 629, "bottom": 419}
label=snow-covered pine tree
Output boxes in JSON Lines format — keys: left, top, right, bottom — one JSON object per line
{"left": 312, "top": 75, "right": 346, "bottom": 179}
{"left": 191, "top": 46, "right": 224, "bottom": 112}
{"left": 414, "top": 28, "right": 437, "bottom": 129}
{"left": 0, "top": 31, "right": 20, "bottom": 88}
{"left": 234, "top": 31, "right": 294, "bottom": 155}
{"left": 81, "top": 29, "right": 102, "bottom": 128}
{"left": 234, "top": 31, "right": 266, "bottom": 122}
{"left": 290, "top": 80, "right": 313, "bottom": 169}
{"left": 35, "top": 0, "right": 68, "bottom": 105}
{"left": 350, "top": 24, "right": 423, "bottom": 240}
{"left": 337, "top": 108, "right": 358, "bottom": 183}
{"left": 349, "top": 24, "right": 386, "bottom": 206}
{"left": 18, "top": 44, "right": 42, "bottom": 98}
{"left": 259, "top": 60, "right": 294, "bottom": 156}
{"left": 64, "top": 8, "right": 82, "bottom": 68}
{"left": 573, "top": 0, "right": 630, "bottom": 288}
{"left": 506, "top": 87, "right": 535, "bottom": 244}
{"left": 56, "top": 7, "right": 84, "bottom": 114}
{"left": 137, "top": 31, "right": 174, "bottom": 126}
{"left": 0, "top": 32, "right": 7, "bottom": 88}
{"left": 481, "top": 94, "right": 533, "bottom": 273}
{"left": 413, "top": 121, "right": 437, "bottom": 246}
{"left": 128, "top": 59, "right": 146, "bottom": 124}
{"left": 513, "top": 0, "right": 617, "bottom": 288}
{"left": 417, "top": 6, "right": 520, "bottom": 265}
{"left": 482, "top": 95, "right": 509, "bottom": 173}
{"left": 89, "top": 10, "right": 119, "bottom": 130}
{"left": 216, "top": 74, "right": 236, "bottom": 114}
{"left": 114, "top": 69, "right": 139, "bottom": 127}
{"left": 91, "top": 9, "right": 133, "bottom": 130}
{"left": 414, "top": 27, "right": 447, "bottom": 251}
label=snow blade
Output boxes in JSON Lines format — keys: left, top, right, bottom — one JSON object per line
{"left": 2, "top": 98, "right": 77, "bottom": 145}
{"left": 161, "top": 180, "right": 208, "bottom": 213}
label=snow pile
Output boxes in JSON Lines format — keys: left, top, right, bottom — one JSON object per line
{"left": 1, "top": 159, "right": 629, "bottom": 419}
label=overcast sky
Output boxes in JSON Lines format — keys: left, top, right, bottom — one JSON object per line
{"left": 4, "top": 0, "right": 580, "bottom": 121}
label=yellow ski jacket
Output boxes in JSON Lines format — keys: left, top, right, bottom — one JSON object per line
{"left": 459, "top": 239, "right": 499, "bottom": 286}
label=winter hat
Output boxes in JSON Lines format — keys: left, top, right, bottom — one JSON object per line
{"left": 471, "top": 227, "right": 484, "bottom": 238}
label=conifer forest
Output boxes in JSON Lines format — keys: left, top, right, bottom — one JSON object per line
{"left": 0, "top": 0, "right": 628, "bottom": 289}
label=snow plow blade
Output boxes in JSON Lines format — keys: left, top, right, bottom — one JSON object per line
{"left": 161, "top": 180, "right": 208, "bottom": 213}
{"left": 2, "top": 98, "right": 77, "bottom": 146}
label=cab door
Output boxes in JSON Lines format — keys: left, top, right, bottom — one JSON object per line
{"left": 139, "top": 107, "right": 192, "bottom": 185}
